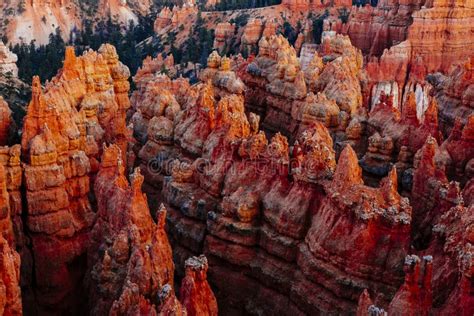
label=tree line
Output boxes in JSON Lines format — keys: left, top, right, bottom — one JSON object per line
{"left": 9, "top": 14, "right": 160, "bottom": 84}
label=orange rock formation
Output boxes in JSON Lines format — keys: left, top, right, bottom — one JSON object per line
{"left": 0, "top": 98, "right": 12, "bottom": 146}
{"left": 0, "top": 3, "right": 473, "bottom": 314}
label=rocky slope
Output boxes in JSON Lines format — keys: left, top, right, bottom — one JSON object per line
{"left": 0, "top": 0, "right": 152, "bottom": 45}
{"left": 128, "top": 29, "right": 473, "bottom": 314}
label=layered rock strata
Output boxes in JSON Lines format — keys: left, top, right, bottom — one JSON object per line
{"left": 19, "top": 44, "right": 132, "bottom": 313}
{"left": 129, "top": 57, "right": 416, "bottom": 314}
{"left": 0, "top": 42, "right": 220, "bottom": 315}
{"left": 0, "top": 161, "right": 22, "bottom": 314}
{"left": 88, "top": 144, "right": 175, "bottom": 314}
{"left": 239, "top": 33, "right": 364, "bottom": 141}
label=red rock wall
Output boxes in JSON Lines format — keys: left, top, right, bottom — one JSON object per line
{"left": 88, "top": 144, "right": 175, "bottom": 314}
{"left": 0, "top": 163, "right": 22, "bottom": 314}
{"left": 0, "top": 43, "right": 220, "bottom": 315}
{"left": 129, "top": 54, "right": 419, "bottom": 314}
{"left": 0, "top": 98, "right": 12, "bottom": 146}
{"left": 17, "top": 45, "right": 133, "bottom": 313}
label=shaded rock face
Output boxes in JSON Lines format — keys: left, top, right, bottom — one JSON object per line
{"left": 0, "top": 44, "right": 219, "bottom": 315}
{"left": 0, "top": 234, "right": 21, "bottom": 315}
{"left": 0, "top": 163, "right": 22, "bottom": 315}
{"left": 360, "top": 194, "right": 473, "bottom": 316}
{"left": 356, "top": 117, "right": 473, "bottom": 316}
{"left": 326, "top": 0, "right": 426, "bottom": 57}
{"left": 18, "top": 44, "right": 135, "bottom": 313}
{"left": 87, "top": 145, "right": 217, "bottom": 315}
{"left": 428, "top": 56, "right": 474, "bottom": 135}
{"left": 128, "top": 54, "right": 421, "bottom": 315}
{"left": 88, "top": 145, "right": 175, "bottom": 314}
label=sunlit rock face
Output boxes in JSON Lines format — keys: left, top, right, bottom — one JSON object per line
{"left": 18, "top": 43, "right": 133, "bottom": 313}
{"left": 0, "top": 43, "right": 220, "bottom": 315}
{"left": 127, "top": 49, "right": 418, "bottom": 315}
{"left": 238, "top": 34, "right": 364, "bottom": 141}
{"left": 126, "top": 15, "right": 474, "bottom": 309}
{"left": 0, "top": 161, "right": 21, "bottom": 315}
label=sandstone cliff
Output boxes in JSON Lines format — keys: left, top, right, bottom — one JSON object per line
{"left": 128, "top": 52, "right": 418, "bottom": 314}
{"left": 19, "top": 44, "right": 133, "bottom": 313}
{"left": 0, "top": 162, "right": 22, "bottom": 315}
{"left": 0, "top": 43, "right": 220, "bottom": 315}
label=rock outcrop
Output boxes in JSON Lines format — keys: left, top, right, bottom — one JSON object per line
{"left": 19, "top": 44, "right": 133, "bottom": 313}
{"left": 180, "top": 255, "right": 218, "bottom": 316}
{"left": 88, "top": 145, "right": 175, "bottom": 314}
{"left": 0, "top": 233, "right": 22, "bottom": 315}
{"left": 213, "top": 23, "right": 236, "bottom": 53}
{"left": 406, "top": 0, "right": 474, "bottom": 75}
{"left": 0, "top": 98, "right": 12, "bottom": 146}
{"left": 0, "top": 162, "right": 22, "bottom": 314}
{"left": 428, "top": 56, "right": 474, "bottom": 135}
{"left": 387, "top": 254, "right": 433, "bottom": 315}
{"left": 0, "top": 42, "right": 220, "bottom": 315}
{"left": 240, "top": 33, "right": 364, "bottom": 140}
{"left": 0, "top": 145, "right": 23, "bottom": 253}
{"left": 128, "top": 53, "right": 420, "bottom": 314}
{"left": 0, "top": 42, "right": 18, "bottom": 78}
{"left": 361, "top": 182, "right": 473, "bottom": 315}
{"left": 154, "top": 0, "right": 198, "bottom": 32}
{"left": 1, "top": 2, "right": 473, "bottom": 314}
{"left": 326, "top": 0, "right": 424, "bottom": 56}
{"left": 21, "top": 75, "right": 95, "bottom": 312}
